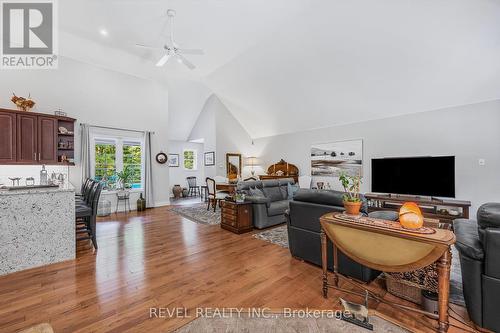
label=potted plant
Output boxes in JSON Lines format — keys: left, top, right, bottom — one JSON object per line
{"left": 235, "top": 193, "right": 246, "bottom": 203}
{"left": 339, "top": 172, "right": 362, "bottom": 215}
{"left": 116, "top": 166, "right": 134, "bottom": 190}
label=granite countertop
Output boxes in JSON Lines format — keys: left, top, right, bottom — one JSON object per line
{"left": 0, "top": 182, "right": 75, "bottom": 196}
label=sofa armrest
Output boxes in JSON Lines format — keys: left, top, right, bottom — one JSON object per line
{"left": 484, "top": 228, "right": 500, "bottom": 279}
{"left": 246, "top": 196, "right": 271, "bottom": 208}
{"left": 454, "top": 219, "right": 484, "bottom": 261}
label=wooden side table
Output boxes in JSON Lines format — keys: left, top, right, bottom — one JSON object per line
{"left": 320, "top": 213, "right": 456, "bottom": 332}
{"left": 220, "top": 200, "right": 253, "bottom": 234}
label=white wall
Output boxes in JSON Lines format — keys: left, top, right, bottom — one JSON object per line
{"left": 0, "top": 56, "right": 170, "bottom": 209}
{"left": 251, "top": 100, "right": 500, "bottom": 214}
{"left": 167, "top": 79, "right": 212, "bottom": 141}
{"left": 188, "top": 94, "right": 263, "bottom": 180}
{"left": 168, "top": 140, "right": 204, "bottom": 197}
{"left": 189, "top": 95, "right": 217, "bottom": 179}
{"left": 214, "top": 96, "right": 256, "bottom": 178}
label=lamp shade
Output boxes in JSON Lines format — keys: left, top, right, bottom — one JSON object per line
{"left": 399, "top": 202, "right": 424, "bottom": 229}
{"left": 246, "top": 157, "right": 259, "bottom": 167}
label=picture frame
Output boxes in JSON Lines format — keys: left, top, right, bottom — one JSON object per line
{"left": 310, "top": 139, "right": 363, "bottom": 178}
{"left": 204, "top": 151, "right": 215, "bottom": 166}
{"left": 168, "top": 154, "right": 179, "bottom": 167}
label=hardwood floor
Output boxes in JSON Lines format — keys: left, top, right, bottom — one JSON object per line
{"left": 0, "top": 205, "right": 475, "bottom": 333}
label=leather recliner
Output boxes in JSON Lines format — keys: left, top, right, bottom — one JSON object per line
{"left": 454, "top": 203, "right": 500, "bottom": 332}
{"left": 286, "top": 189, "right": 381, "bottom": 283}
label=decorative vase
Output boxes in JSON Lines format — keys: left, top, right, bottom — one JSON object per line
{"left": 173, "top": 185, "right": 182, "bottom": 199}
{"left": 344, "top": 201, "right": 362, "bottom": 216}
{"left": 399, "top": 202, "right": 424, "bottom": 229}
{"left": 182, "top": 188, "right": 189, "bottom": 197}
{"left": 137, "top": 193, "right": 146, "bottom": 212}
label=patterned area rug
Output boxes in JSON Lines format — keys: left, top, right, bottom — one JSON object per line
{"left": 253, "top": 225, "right": 289, "bottom": 248}
{"left": 253, "top": 225, "right": 465, "bottom": 306}
{"left": 174, "top": 313, "right": 409, "bottom": 333}
{"left": 169, "top": 203, "right": 221, "bottom": 225}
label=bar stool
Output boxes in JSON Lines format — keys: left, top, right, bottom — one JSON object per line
{"left": 76, "top": 181, "right": 103, "bottom": 250}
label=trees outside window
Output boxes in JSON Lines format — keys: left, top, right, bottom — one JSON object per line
{"left": 93, "top": 137, "right": 143, "bottom": 189}
{"left": 183, "top": 150, "right": 197, "bottom": 170}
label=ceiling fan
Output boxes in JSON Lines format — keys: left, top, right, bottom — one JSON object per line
{"left": 135, "top": 9, "right": 204, "bottom": 70}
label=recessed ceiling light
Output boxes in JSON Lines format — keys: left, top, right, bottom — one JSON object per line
{"left": 99, "top": 29, "right": 109, "bottom": 37}
{"left": 177, "top": 57, "right": 183, "bottom": 63}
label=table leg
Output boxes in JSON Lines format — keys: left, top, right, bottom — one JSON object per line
{"left": 437, "top": 248, "right": 451, "bottom": 333}
{"left": 321, "top": 228, "right": 328, "bottom": 298}
{"left": 332, "top": 242, "right": 339, "bottom": 288}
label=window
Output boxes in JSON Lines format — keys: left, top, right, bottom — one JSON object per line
{"left": 123, "top": 142, "right": 142, "bottom": 189}
{"left": 95, "top": 140, "right": 117, "bottom": 188}
{"left": 93, "top": 135, "right": 143, "bottom": 190}
{"left": 183, "top": 149, "right": 197, "bottom": 170}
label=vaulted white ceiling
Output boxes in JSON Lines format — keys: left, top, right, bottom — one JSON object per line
{"left": 59, "top": 0, "right": 500, "bottom": 139}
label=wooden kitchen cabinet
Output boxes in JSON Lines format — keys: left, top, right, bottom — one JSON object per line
{"left": 0, "top": 111, "right": 16, "bottom": 163}
{"left": 17, "top": 113, "right": 38, "bottom": 163}
{"left": 0, "top": 108, "right": 75, "bottom": 165}
{"left": 38, "top": 116, "right": 58, "bottom": 164}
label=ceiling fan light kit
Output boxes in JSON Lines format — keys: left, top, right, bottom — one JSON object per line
{"left": 136, "top": 8, "right": 204, "bottom": 70}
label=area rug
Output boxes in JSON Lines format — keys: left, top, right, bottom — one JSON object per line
{"left": 169, "top": 203, "right": 221, "bottom": 225}
{"left": 174, "top": 313, "right": 409, "bottom": 333}
{"left": 253, "top": 225, "right": 289, "bottom": 248}
{"left": 253, "top": 225, "right": 465, "bottom": 306}
{"left": 18, "top": 323, "right": 54, "bottom": 333}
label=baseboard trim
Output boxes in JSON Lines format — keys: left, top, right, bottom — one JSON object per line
{"left": 155, "top": 201, "right": 170, "bottom": 208}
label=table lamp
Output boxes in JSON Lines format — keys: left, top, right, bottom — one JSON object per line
{"left": 246, "top": 157, "right": 260, "bottom": 176}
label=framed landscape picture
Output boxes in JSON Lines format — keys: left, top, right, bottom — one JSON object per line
{"left": 310, "top": 139, "right": 363, "bottom": 177}
{"left": 168, "top": 154, "right": 179, "bottom": 167}
{"left": 204, "top": 152, "right": 215, "bottom": 166}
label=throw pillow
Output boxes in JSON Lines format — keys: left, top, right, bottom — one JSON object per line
{"left": 287, "top": 183, "right": 300, "bottom": 200}
{"left": 262, "top": 186, "right": 283, "bottom": 202}
{"left": 249, "top": 186, "right": 265, "bottom": 198}
{"left": 279, "top": 185, "right": 288, "bottom": 200}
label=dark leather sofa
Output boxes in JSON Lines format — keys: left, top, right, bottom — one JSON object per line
{"left": 286, "top": 189, "right": 381, "bottom": 282}
{"left": 237, "top": 178, "right": 295, "bottom": 229}
{"left": 454, "top": 203, "right": 500, "bottom": 332}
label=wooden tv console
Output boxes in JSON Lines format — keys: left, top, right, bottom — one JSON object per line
{"left": 365, "top": 193, "right": 471, "bottom": 225}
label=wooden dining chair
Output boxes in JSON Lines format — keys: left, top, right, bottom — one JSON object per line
{"left": 206, "top": 177, "right": 226, "bottom": 212}
{"left": 186, "top": 176, "right": 200, "bottom": 197}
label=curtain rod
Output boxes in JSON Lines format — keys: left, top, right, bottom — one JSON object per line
{"left": 80, "top": 123, "right": 155, "bottom": 135}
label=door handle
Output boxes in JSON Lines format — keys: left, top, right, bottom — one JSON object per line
{"left": 38, "top": 153, "right": 41, "bottom": 161}
{"left": 34, "top": 153, "right": 36, "bottom": 161}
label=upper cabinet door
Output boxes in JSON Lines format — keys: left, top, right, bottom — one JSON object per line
{"left": 17, "top": 113, "right": 38, "bottom": 163}
{"left": 38, "top": 116, "right": 57, "bottom": 164}
{"left": 0, "top": 111, "right": 17, "bottom": 163}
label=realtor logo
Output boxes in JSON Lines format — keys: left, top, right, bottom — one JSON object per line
{"left": 1, "top": 0, "right": 58, "bottom": 69}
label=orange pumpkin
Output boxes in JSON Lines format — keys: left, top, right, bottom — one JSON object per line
{"left": 399, "top": 202, "right": 424, "bottom": 229}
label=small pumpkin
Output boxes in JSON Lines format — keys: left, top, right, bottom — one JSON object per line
{"left": 399, "top": 202, "right": 424, "bottom": 229}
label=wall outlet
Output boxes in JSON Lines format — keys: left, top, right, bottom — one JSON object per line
{"left": 479, "top": 159, "right": 486, "bottom": 166}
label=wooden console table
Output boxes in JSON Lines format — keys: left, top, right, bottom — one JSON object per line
{"left": 365, "top": 193, "right": 471, "bottom": 225}
{"left": 320, "top": 213, "right": 456, "bottom": 332}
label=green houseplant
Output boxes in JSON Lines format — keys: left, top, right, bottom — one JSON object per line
{"left": 339, "top": 171, "right": 362, "bottom": 215}
{"left": 116, "top": 166, "right": 134, "bottom": 190}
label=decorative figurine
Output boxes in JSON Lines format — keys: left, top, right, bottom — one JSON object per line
{"left": 339, "top": 291, "right": 373, "bottom": 330}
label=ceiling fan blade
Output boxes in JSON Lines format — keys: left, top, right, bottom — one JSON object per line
{"left": 135, "top": 43, "right": 162, "bottom": 50}
{"left": 177, "top": 48, "right": 204, "bottom": 55}
{"left": 156, "top": 54, "right": 170, "bottom": 67}
{"left": 176, "top": 54, "right": 196, "bottom": 70}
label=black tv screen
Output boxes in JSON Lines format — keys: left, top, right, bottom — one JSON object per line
{"left": 371, "top": 156, "right": 455, "bottom": 198}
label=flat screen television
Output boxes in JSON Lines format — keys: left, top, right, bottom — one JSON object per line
{"left": 371, "top": 156, "right": 455, "bottom": 198}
